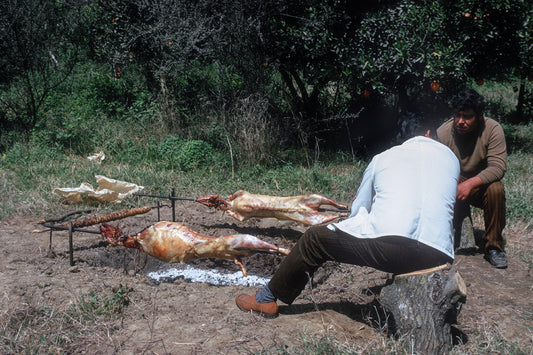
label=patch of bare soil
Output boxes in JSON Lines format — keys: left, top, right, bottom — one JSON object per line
{"left": 1, "top": 202, "right": 532, "bottom": 353}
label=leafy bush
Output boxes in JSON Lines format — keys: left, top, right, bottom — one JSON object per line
{"left": 158, "top": 135, "right": 185, "bottom": 157}
{"left": 176, "top": 140, "right": 214, "bottom": 171}
{"left": 87, "top": 71, "right": 139, "bottom": 117}
{"left": 155, "top": 134, "right": 185, "bottom": 169}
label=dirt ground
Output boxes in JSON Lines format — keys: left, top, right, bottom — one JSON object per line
{"left": 1, "top": 202, "right": 532, "bottom": 354}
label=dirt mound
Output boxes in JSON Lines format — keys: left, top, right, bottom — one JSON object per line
{"left": 1, "top": 203, "right": 532, "bottom": 353}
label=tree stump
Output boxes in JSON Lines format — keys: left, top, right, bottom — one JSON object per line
{"left": 380, "top": 264, "right": 467, "bottom": 354}
{"left": 455, "top": 215, "right": 476, "bottom": 252}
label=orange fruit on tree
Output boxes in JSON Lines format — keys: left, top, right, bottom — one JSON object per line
{"left": 476, "top": 78, "right": 484, "bottom": 86}
{"left": 363, "top": 89, "right": 370, "bottom": 98}
{"left": 464, "top": 12, "right": 471, "bottom": 18}
{"left": 430, "top": 80, "right": 440, "bottom": 92}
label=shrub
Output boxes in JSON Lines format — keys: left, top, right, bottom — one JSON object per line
{"left": 176, "top": 140, "right": 214, "bottom": 171}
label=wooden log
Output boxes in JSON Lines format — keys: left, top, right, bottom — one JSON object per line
{"left": 380, "top": 264, "right": 467, "bottom": 354}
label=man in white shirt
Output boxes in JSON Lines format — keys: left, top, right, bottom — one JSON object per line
{"left": 235, "top": 136, "right": 460, "bottom": 318}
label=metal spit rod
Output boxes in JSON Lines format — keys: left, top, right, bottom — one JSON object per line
{"left": 134, "top": 192, "right": 349, "bottom": 213}
{"left": 42, "top": 224, "right": 101, "bottom": 234}
{"left": 134, "top": 190, "right": 195, "bottom": 222}
{"left": 133, "top": 192, "right": 195, "bottom": 201}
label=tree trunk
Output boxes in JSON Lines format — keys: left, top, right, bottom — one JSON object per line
{"left": 515, "top": 75, "right": 526, "bottom": 123}
{"left": 380, "top": 264, "right": 467, "bottom": 354}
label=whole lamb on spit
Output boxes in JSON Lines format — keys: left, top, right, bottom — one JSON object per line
{"left": 195, "top": 190, "right": 348, "bottom": 225}
{"left": 100, "top": 221, "right": 290, "bottom": 277}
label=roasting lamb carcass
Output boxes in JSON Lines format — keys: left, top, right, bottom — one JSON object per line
{"left": 100, "top": 222, "right": 290, "bottom": 277}
{"left": 195, "top": 190, "right": 348, "bottom": 225}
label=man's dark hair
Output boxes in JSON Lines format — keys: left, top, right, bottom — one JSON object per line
{"left": 451, "top": 88, "right": 485, "bottom": 122}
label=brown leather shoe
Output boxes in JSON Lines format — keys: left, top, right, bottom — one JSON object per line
{"left": 235, "top": 290, "right": 278, "bottom": 318}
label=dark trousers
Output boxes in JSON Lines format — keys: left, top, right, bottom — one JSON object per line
{"left": 268, "top": 225, "right": 453, "bottom": 305}
{"left": 454, "top": 178, "right": 506, "bottom": 251}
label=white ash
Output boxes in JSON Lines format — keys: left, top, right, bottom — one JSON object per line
{"left": 147, "top": 265, "right": 270, "bottom": 287}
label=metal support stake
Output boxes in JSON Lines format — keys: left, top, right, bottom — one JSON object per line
{"left": 157, "top": 201, "right": 161, "bottom": 221}
{"left": 68, "top": 222, "right": 74, "bottom": 266}
{"left": 171, "top": 188, "right": 176, "bottom": 222}
{"left": 49, "top": 229, "right": 53, "bottom": 251}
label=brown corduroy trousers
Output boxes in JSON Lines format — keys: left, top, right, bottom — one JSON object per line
{"left": 454, "top": 178, "right": 506, "bottom": 251}
{"left": 268, "top": 226, "right": 453, "bottom": 305}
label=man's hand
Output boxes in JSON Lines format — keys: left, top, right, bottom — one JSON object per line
{"left": 457, "top": 177, "right": 483, "bottom": 201}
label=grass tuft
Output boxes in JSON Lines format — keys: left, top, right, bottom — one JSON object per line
{"left": 0, "top": 286, "right": 129, "bottom": 353}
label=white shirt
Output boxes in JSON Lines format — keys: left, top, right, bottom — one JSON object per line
{"left": 329, "top": 136, "right": 460, "bottom": 259}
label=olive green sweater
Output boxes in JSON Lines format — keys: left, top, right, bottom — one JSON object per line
{"left": 436, "top": 117, "right": 507, "bottom": 184}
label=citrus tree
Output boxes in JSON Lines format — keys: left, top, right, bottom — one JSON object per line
{"left": 260, "top": 0, "right": 470, "bottom": 148}
{"left": 443, "top": 0, "right": 532, "bottom": 121}
{"left": 347, "top": 1, "right": 469, "bottom": 111}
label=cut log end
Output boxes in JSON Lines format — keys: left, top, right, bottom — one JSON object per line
{"left": 380, "top": 264, "right": 467, "bottom": 354}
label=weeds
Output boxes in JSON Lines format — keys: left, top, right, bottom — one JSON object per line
{"left": 450, "top": 321, "right": 530, "bottom": 355}
{"left": 224, "top": 94, "right": 279, "bottom": 167}
{"left": 0, "top": 286, "right": 129, "bottom": 354}
{"left": 68, "top": 284, "right": 130, "bottom": 321}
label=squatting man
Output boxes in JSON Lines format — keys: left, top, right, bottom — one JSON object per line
{"left": 436, "top": 88, "right": 508, "bottom": 269}
{"left": 235, "top": 135, "right": 460, "bottom": 318}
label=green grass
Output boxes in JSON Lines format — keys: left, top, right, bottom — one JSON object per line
{"left": 474, "top": 79, "right": 521, "bottom": 120}
{"left": 0, "top": 286, "right": 129, "bottom": 354}
{"left": 503, "top": 150, "right": 533, "bottom": 222}
{"left": 0, "top": 129, "right": 365, "bottom": 220}
{"left": 474, "top": 78, "right": 532, "bottom": 123}
{"left": 67, "top": 284, "right": 130, "bottom": 321}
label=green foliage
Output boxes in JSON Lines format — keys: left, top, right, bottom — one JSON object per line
{"left": 17, "top": 62, "right": 154, "bottom": 155}
{"left": 68, "top": 285, "right": 130, "bottom": 320}
{"left": 0, "top": 0, "right": 81, "bottom": 130}
{"left": 351, "top": 1, "right": 468, "bottom": 110}
{"left": 445, "top": 0, "right": 532, "bottom": 80}
{"left": 176, "top": 140, "right": 214, "bottom": 171}
{"left": 32, "top": 108, "right": 95, "bottom": 155}
{"left": 156, "top": 134, "right": 185, "bottom": 168}
{"left": 3, "top": 0, "right": 530, "bottom": 152}
{"left": 87, "top": 73, "right": 136, "bottom": 116}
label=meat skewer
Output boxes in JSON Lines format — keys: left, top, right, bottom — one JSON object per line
{"left": 57, "top": 206, "right": 152, "bottom": 229}
{"left": 100, "top": 221, "right": 290, "bottom": 277}
{"left": 195, "top": 190, "right": 348, "bottom": 225}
